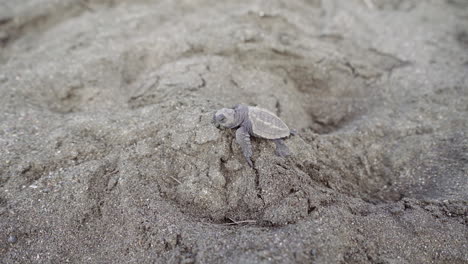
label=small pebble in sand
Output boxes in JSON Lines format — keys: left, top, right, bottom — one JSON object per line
{"left": 8, "top": 235, "right": 17, "bottom": 243}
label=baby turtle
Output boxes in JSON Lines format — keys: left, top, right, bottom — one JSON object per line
{"left": 213, "top": 104, "right": 295, "bottom": 167}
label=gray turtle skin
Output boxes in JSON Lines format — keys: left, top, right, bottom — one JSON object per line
{"left": 213, "top": 104, "right": 295, "bottom": 167}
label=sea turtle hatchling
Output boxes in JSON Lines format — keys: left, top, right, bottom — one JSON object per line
{"left": 213, "top": 104, "right": 295, "bottom": 167}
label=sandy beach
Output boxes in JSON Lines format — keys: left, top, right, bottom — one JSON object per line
{"left": 0, "top": 0, "right": 467, "bottom": 263}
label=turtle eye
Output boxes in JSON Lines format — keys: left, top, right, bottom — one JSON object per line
{"left": 218, "top": 114, "right": 226, "bottom": 122}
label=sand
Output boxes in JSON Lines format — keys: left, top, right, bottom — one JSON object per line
{"left": 0, "top": 0, "right": 467, "bottom": 263}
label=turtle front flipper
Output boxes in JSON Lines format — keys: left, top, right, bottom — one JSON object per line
{"left": 235, "top": 126, "right": 253, "bottom": 167}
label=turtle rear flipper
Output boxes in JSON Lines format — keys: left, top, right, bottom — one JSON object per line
{"left": 274, "top": 139, "right": 290, "bottom": 157}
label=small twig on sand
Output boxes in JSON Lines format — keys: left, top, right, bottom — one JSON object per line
{"left": 168, "top": 175, "right": 182, "bottom": 184}
{"left": 223, "top": 217, "right": 257, "bottom": 225}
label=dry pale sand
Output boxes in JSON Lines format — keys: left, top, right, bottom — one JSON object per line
{"left": 0, "top": 0, "right": 467, "bottom": 263}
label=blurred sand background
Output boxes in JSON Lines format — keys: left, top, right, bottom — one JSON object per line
{"left": 0, "top": 0, "right": 467, "bottom": 263}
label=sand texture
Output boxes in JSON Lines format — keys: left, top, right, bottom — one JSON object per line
{"left": 0, "top": 0, "right": 467, "bottom": 263}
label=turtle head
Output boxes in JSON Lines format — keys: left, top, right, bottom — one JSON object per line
{"left": 213, "top": 108, "right": 237, "bottom": 129}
